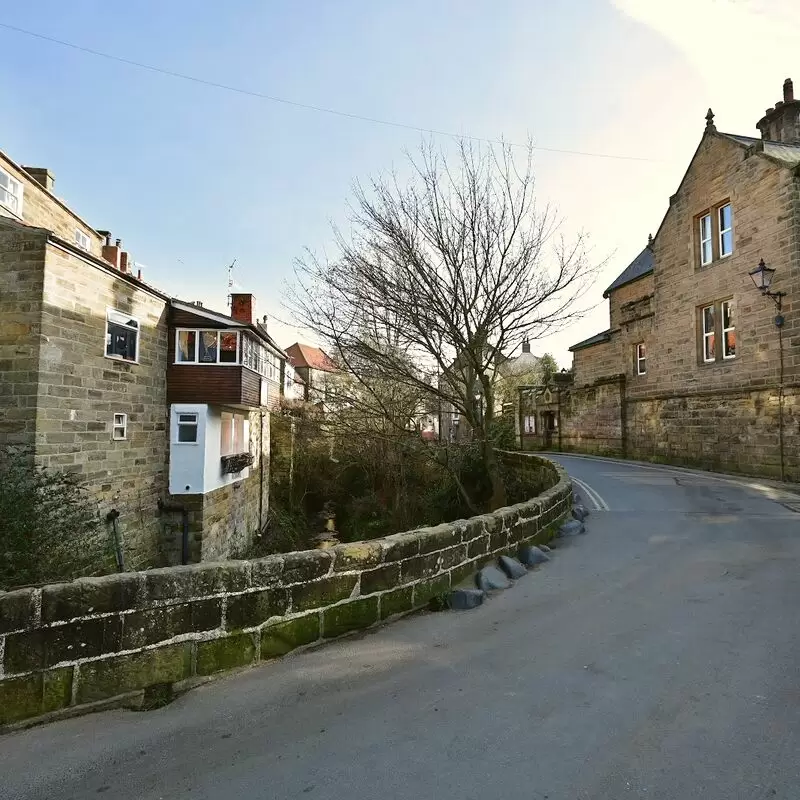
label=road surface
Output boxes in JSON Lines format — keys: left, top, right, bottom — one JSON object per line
{"left": 2, "top": 455, "right": 800, "bottom": 799}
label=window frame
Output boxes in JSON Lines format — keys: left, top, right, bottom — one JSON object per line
{"left": 699, "top": 213, "right": 713, "bottom": 266}
{"left": 174, "top": 329, "right": 241, "bottom": 366}
{"left": 105, "top": 308, "right": 140, "bottom": 364}
{"left": 699, "top": 298, "right": 736, "bottom": 365}
{"left": 721, "top": 299, "right": 736, "bottom": 360}
{"left": 74, "top": 229, "right": 91, "bottom": 252}
{"left": 523, "top": 414, "right": 536, "bottom": 434}
{"left": 0, "top": 166, "right": 23, "bottom": 217}
{"left": 718, "top": 203, "right": 733, "bottom": 259}
{"left": 175, "top": 412, "right": 199, "bottom": 444}
{"left": 635, "top": 342, "right": 647, "bottom": 375}
{"left": 112, "top": 412, "right": 127, "bottom": 441}
{"left": 701, "top": 304, "right": 717, "bottom": 364}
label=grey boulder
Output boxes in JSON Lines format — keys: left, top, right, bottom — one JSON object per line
{"left": 447, "top": 588, "right": 486, "bottom": 610}
{"left": 572, "top": 505, "right": 589, "bottom": 521}
{"left": 539, "top": 544, "right": 552, "bottom": 553}
{"left": 558, "top": 520, "right": 586, "bottom": 537}
{"left": 476, "top": 564, "right": 512, "bottom": 591}
{"left": 518, "top": 545, "right": 550, "bottom": 566}
{"left": 498, "top": 555, "right": 527, "bottom": 579}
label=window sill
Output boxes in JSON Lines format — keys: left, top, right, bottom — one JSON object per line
{"left": 174, "top": 361, "right": 240, "bottom": 366}
{"left": 696, "top": 254, "right": 735, "bottom": 271}
{"left": 0, "top": 203, "right": 24, "bottom": 221}
{"left": 105, "top": 353, "right": 138, "bottom": 365}
{"left": 699, "top": 358, "right": 737, "bottom": 367}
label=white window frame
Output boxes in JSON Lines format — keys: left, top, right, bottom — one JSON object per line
{"left": 175, "top": 412, "right": 199, "bottom": 444}
{"left": 718, "top": 204, "right": 733, "bottom": 258}
{"left": 0, "top": 166, "right": 23, "bottom": 217}
{"left": 174, "top": 329, "right": 240, "bottom": 366}
{"left": 701, "top": 304, "right": 716, "bottom": 363}
{"left": 74, "top": 229, "right": 91, "bottom": 252}
{"left": 105, "top": 308, "right": 139, "bottom": 363}
{"left": 635, "top": 342, "right": 646, "bottom": 375}
{"left": 699, "top": 213, "right": 713, "bottom": 266}
{"left": 112, "top": 413, "right": 127, "bottom": 441}
{"left": 722, "top": 299, "right": 736, "bottom": 360}
{"left": 523, "top": 415, "right": 536, "bottom": 434}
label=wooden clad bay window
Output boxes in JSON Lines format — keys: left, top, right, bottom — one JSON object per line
{"left": 697, "top": 202, "right": 733, "bottom": 267}
{"left": 176, "top": 329, "right": 240, "bottom": 364}
{"left": 699, "top": 299, "right": 736, "bottom": 364}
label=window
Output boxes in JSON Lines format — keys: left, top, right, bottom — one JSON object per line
{"left": 221, "top": 412, "right": 247, "bottom": 455}
{"left": 718, "top": 204, "right": 733, "bottom": 258}
{"left": 700, "top": 299, "right": 736, "bottom": 364}
{"left": 635, "top": 343, "right": 646, "bottom": 375}
{"left": 112, "top": 413, "right": 127, "bottom": 440}
{"left": 722, "top": 299, "right": 736, "bottom": 359}
{"left": 0, "top": 167, "right": 23, "bottom": 215}
{"left": 175, "top": 329, "right": 240, "bottom": 365}
{"left": 699, "top": 213, "right": 713, "bottom": 266}
{"left": 74, "top": 229, "right": 91, "bottom": 252}
{"left": 176, "top": 412, "right": 198, "bottom": 443}
{"left": 106, "top": 309, "right": 139, "bottom": 362}
{"left": 523, "top": 415, "right": 536, "bottom": 434}
{"left": 702, "top": 304, "right": 716, "bottom": 363}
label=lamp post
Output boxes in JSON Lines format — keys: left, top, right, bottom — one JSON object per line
{"left": 748, "top": 258, "right": 786, "bottom": 480}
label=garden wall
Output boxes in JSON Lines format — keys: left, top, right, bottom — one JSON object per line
{"left": 0, "top": 454, "right": 571, "bottom": 729}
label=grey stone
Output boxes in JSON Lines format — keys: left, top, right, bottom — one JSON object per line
{"left": 519, "top": 545, "right": 550, "bottom": 566}
{"left": 573, "top": 505, "right": 589, "bottom": 521}
{"left": 447, "top": 588, "right": 486, "bottom": 610}
{"left": 475, "top": 565, "right": 512, "bottom": 591}
{"left": 558, "top": 520, "right": 586, "bottom": 537}
{"left": 573, "top": 492, "right": 580, "bottom": 504}
{"left": 539, "top": 544, "right": 552, "bottom": 552}
{"left": 498, "top": 555, "right": 528, "bottom": 579}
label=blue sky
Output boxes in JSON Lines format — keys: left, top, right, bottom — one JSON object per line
{"left": 1, "top": 1, "right": 797, "bottom": 361}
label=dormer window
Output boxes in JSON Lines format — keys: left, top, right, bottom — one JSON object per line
{"left": 0, "top": 166, "right": 23, "bottom": 216}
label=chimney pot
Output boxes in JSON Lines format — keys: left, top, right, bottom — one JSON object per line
{"left": 137, "top": 269, "right": 142, "bottom": 280}
{"left": 115, "top": 238, "right": 122, "bottom": 247}
{"left": 784, "top": 78, "right": 794, "bottom": 102}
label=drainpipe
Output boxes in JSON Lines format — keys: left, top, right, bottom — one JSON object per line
{"left": 105, "top": 509, "right": 125, "bottom": 572}
{"left": 259, "top": 411, "right": 265, "bottom": 532}
{"left": 158, "top": 500, "right": 190, "bottom": 565}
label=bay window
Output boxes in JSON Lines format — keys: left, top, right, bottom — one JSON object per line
{"left": 175, "top": 329, "right": 240, "bottom": 365}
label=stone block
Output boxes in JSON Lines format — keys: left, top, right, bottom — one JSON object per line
{"left": 448, "top": 560, "right": 478, "bottom": 587}
{"left": 418, "top": 524, "right": 462, "bottom": 554}
{"left": 400, "top": 552, "right": 441, "bottom": 582}
{"left": 475, "top": 565, "right": 511, "bottom": 592}
{"left": 4, "top": 616, "right": 123, "bottom": 673}
{"left": 41, "top": 574, "right": 142, "bottom": 624}
{"left": 122, "top": 599, "right": 222, "bottom": 649}
{"left": 360, "top": 563, "right": 401, "bottom": 596}
{"left": 498, "top": 555, "right": 527, "bottom": 579}
{"left": 519, "top": 545, "right": 550, "bottom": 566}
{"left": 196, "top": 633, "right": 257, "bottom": 675}
{"left": 144, "top": 562, "right": 249, "bottom": 603}
{"left": 380, "top": 587, "right": 414, "bottom": 620}
{"left": 447, "top": 588, "right": 485, "bottom": 610}
{"left": 489, "top": 528, "right": 508, "bottom": 552}
{"left": 281, "top": 550, "right": 332, "bottom": 584}
{"left": 509, "top": 518, "right": 538, "bottom": 545}
{"left": 76, "top": 643, "right": 192, "bottom": 704}
{"left": 0, "top": 667, "right": 73, "bottom": 726}
{"left": 467, "top": 534, "right": 490, "bottom": 558}
{"left": 0, "top": 588, "right": 35, "bottom": 633}
{"left": 438, "top": 544, "right": 468, "bottom": 571}
{"left": 291, "top": 574, "right": 358, "bottom": 613}
{"left": 382, "top": 532, "right": 422, "bottom": 562}
{"left": 412, "top": 574, "right": 451, "bottom": 607}
{"left": 332, "top": 543, "right": 382, "bottom": 572}
{"left": 225, "top": 589, "right": 289, "bottom": 630}
{"left": 461, "top": 516, "right": 486, "bottom": 541}
{"left": 250, "top": 555, "right": 284, "bottom": 588}
{"left": 261, "top": 614, "right": 320, "bottom": 658}
{"left": 322, "top": 597, "right": 379, "bottom": 639}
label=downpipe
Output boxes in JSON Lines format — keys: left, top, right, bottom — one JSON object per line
{"left": 105, "top": 509, "right": 125, "bottom": 572}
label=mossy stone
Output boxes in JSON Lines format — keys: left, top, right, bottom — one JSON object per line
{"left": 322, "top": 598, "right": 379, "bottom": 639}
{"left": 261, "top": 614, "right": 320, "bottom": 658}
{"left": 0, "top": 667, "right": 73, "bottom": 725}
{"left": 196, "top": 633, "right": 257, "bottom": 675}
{"left": 413, "top": 573, "right": 451, "bottom": 607}
{"left": 380, "top": 586, "right": 413, "bottom": 620}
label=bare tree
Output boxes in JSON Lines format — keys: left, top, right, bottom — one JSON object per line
{"left": 290, "top": 140, "right": 597, "bottom": 510}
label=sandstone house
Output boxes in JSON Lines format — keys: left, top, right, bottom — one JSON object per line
{"left": 521, "top": 79, "right": 800, "bottom": 481}
{"left": 0, "top": 148, "right": 288, "bottom": 570}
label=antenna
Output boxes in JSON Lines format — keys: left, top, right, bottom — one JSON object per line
{"left": 226, "top": 259, "right": 237, "bottom": 310}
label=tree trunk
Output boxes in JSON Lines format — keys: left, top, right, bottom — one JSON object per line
{"left": 482, "top": 437, "right": 507, "bottom": 511}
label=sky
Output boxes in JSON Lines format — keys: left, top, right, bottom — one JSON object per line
{"left": 1, "top": 1, "right": 798, "bottom": 365}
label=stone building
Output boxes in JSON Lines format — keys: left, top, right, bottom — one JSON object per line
{"left": 0, "top": 147, "right": 287, "bottom": 573}
{"left": 524, "top": 79, "right": 800, "bottom": 481}
{"left": 284, "top": 342, "right": 337, "bottom": 405}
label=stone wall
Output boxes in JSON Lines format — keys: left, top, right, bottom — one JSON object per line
{"left": 560, "top": 378, "right": 625, "bottom": 456}
{"left": 0, "top": 454, "right": 571, "bottom": 728}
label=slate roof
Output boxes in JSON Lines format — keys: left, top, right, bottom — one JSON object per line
{"left": 718, "top": 133, "right": 800, "bottom": 166}
{"left": 603, "top": 244, "right": 654, "bottom": 298}
{"left": 285, "top": 343, "right": 338, "bottom": 372}
{"left": 568, "top": 330, "right": 612, "bottom": 352}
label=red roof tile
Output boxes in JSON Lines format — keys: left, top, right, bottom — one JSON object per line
{"left": 286, "top": 343, "right": 337, "bottom": 373}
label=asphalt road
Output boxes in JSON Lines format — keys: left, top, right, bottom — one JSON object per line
{"left": 3, "top": 455, "right": 800, "bottom": 800}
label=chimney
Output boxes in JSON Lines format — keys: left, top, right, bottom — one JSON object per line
{"left": 756, "top": 78, "right": 800, "bottom": 144}
{"left": 21, "top": 167, "right": 54, "bottom": 192}
{"left": 119, "top": 251, "right": 129, "bottom": 274}
{"left": 102, "top": 237, "right": 122, "bottom": 270}
{"left": 521, "top": 337, "right": 531, "bottom": 354}
{"left": 230, "top": 293, "right": 256, "bottom": 324}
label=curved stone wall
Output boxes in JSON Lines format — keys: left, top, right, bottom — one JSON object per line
{"left": 0, "top": 454, "right": 571, "bottom": 729}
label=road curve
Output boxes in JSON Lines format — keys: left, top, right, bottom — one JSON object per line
{"left": 2, "top": 456, "right": 800, "bottom": 800}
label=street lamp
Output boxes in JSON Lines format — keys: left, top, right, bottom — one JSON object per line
{"left": 749, "top": 259, "right": 785, "bottom": 322}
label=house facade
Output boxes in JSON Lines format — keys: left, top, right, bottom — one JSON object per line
{"left": 285, "top": 342, "right": 337, "bottom": 405}
{"left": 523, "top": 79, "right": 800, "bottom": 481}
{"left": 0, "top": 148, "right": 287, "bottom": 572}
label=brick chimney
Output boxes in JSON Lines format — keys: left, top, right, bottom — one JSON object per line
{"left": 756, "top": 78, "right": 800, "bottom": 144}
{"left": 230, "top": 293, "right": 256, "bottom": 324}
{"left": 102, "top": 236, "right": 122, "bottom": 270}
{"left": 21, "top": 167, "right": 54, "bottom": 192}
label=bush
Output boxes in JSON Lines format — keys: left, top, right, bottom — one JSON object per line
{"left": 0, "top": 447, "right": 110, "bottom": 589}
